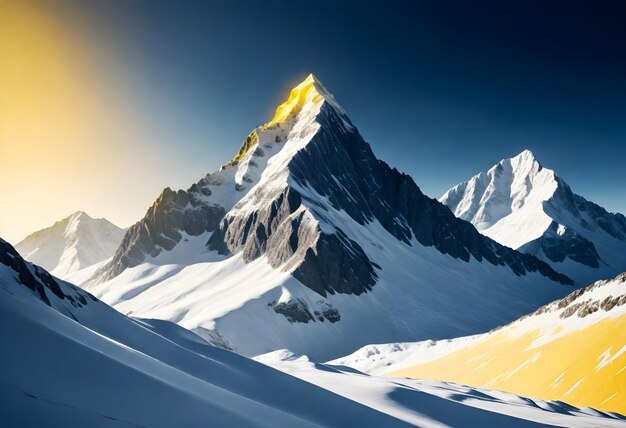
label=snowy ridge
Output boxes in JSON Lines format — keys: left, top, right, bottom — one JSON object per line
{"left": 440, "top": 150, "right": 626, "bottom": 284}
{"left": 15, "top": 211, "right": 125, "bottom": 279}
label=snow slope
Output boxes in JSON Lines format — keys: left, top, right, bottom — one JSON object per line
{"left": 83, "top": 74, "right": 575, "bottom": 361}
{"left": 255, "top": 350, "right": 626, "bottom": 427}
{"left": 2, "top": 238, "right": 622, "bottom": 427}
{"left": 15, "top": 211, "right": 125, "bottom": 279}
{"left": 440, "top": 150, "right": 626, "bottom": 284}
{"left": 0, "top": 238, "right": 416, "bottom": 427}
{"left": 389, "top": 272, "right": 626, "bottom": 415}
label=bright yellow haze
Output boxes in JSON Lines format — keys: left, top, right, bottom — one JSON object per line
{"left": 0, "top": 1, "right": 174, "bottom": 243}
{"left": 390, "top": 314, "right": 626, "bottom": 415}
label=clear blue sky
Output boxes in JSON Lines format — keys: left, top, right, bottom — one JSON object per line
{"left": 3, "top": 0, "right": 625, "bottom": 242}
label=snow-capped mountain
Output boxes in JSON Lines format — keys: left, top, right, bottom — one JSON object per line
{"left": 15, "top": 211, "right": 125, "bottom": 279}
{"left": 440, "top": 150, "right": 626, "bottom": 284}
{"left": 85, "top": 74, "right": 574, "bottom": 360}
{"left": 388, "top": 272, "right": 626, "bottom": 416}
{"left": 2, "top": 238, "right": 620, "bottom": 427}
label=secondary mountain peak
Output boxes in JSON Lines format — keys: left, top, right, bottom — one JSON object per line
{"left": 441, "top": 151, "right": 626, "bottom": 284}
{"left": 16, "top": 211, "right": 125, "bottom": 279}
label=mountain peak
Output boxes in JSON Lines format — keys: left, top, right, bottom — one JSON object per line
{"left": 69, "top": 210, "right": 92, "bottom": 222}
{"left": 506, "top": 149, "right": 542, "bottom": 171}
{"left": 441, "top": 148, "right": 626, "bottom": 282}
{"left": 514, "top": 149, "right": 536, "bottom": 160}
{"left": 264, "top": 73, "right": 334, "bottom": 128}
{"left": 16, "top": 211, "right": 125, "bottom": 278}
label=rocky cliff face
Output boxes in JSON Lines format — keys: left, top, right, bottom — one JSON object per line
{"left": 104, "top": 187, "right": 226, "bottom": 278}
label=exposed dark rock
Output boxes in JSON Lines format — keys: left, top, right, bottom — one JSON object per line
{"left": 572, "top": 194, "right": 626, "bottom": 240}
{"left": 272, "top": 299, "right": 315, "bottom": 323}
{"left": 556, "top": 288, "right": 586, "bottom": 309}
{"left": 599, "top": 294, "right": 626, "bottom": 311}
{"left": 321, "top": 305, "right": 341, "bottom": 323}
{"left": 100, "top": 185, "right": 226, "bottom": 279}
{"left": 271, "top": 299, "right": 341, "bottom": 324}
{"left": 520, "top": 221, "right": 601, "bottom": 268}
{"left": 0, "top": 239, "right": 91, "bottom": 309}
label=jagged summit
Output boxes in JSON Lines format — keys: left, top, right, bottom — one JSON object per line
{"left": 441, "top": 149, "right": 557, "bottom": 235}
{"left": 441, "top": 150, "right": 626, "bottom": 284}
{"left": 265, "top": 74, "right": 326, "bottom": 128}
{"left": 512, "top": 148, "right": 537, "bottom": 161}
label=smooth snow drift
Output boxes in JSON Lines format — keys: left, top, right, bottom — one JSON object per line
{"left": 440, "top": 150, "right": 626, "bottom": 284}
{"left": 16, "top": 211, "right": 125, "bottom": 279}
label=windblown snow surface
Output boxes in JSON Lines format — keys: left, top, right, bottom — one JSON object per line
{"left": 81, "top": 75, "right": 574, "bottom": 361}
{"left": 15, "top": 211, "right": 124, "bottom": 279}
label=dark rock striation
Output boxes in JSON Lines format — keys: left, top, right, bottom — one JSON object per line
{"left": 101, "top": 186, "right": 226, "bottom": 279}
{"left": 0, "top": 239, "right": 92, "bottom": 310}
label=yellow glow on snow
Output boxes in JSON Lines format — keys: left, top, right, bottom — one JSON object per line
{"left": 264, "top": 74, "right": 323, "bottom": 128}
{"left": 390, "top": 314, "right": 626, "bottom": 414}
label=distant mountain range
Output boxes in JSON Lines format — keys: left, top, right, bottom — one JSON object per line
{"left": 15, "top": 211, "right": 124, "bottom": 279}
{"left": 64, "top": 74, "right": 575, "bottom": 360}
{"left": 440, "top": 150, "right": 626, "bottom": 284}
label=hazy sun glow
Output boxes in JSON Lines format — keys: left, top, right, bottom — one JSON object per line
{"left": 0, "top": 1, "right": 176, "bottom": 243}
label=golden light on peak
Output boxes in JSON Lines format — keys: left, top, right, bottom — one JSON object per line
{"left": 264, "top": 74, "right": 324, "bottom": 128}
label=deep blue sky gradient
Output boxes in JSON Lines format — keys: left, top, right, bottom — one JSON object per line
{"left": 60, "top": 0, "right": 626, "bottom": 213}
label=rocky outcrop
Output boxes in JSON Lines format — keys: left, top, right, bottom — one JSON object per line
{"left": 0, "top": 239, "right": 91, "bottom": 309}
{"left": 520, "top": 221, "right": 601, "bottom": 268}
{"left": 101, "top": 186, "right": 226, "bottom": 279}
